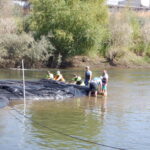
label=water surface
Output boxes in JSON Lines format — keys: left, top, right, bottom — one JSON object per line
{"left": 0, "top": 68, "right": 150, "bottom": 150}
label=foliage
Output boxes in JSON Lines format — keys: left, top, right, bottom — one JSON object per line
{"left": 141, "top": 22, "right": 150, "bottom": 57}
{"left": 0, "top": 0, "right": 150, "bottom": 68}
{"left": 105, "top": 10, "right": 150, "bottom": 65}
{"left": 129, "top": 14, "right": 144, "bottom": 56}
{"left": 0, "top": 33, "right": 53, "bottom": 68}
{"left": 28, "top": 0, "right": 108, "bottom": 64}
{"left": 105, "top": 12, "right": 132, "bottom": 64}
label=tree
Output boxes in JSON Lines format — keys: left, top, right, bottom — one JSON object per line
{"left": 28, "top": 0, "right": 108, "bottom": 65}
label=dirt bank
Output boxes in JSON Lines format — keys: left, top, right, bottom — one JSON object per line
{"left": 62, "top": 56, "right": 150, "bottom": 69}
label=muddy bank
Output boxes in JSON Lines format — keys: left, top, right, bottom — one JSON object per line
{"left": 0, "top": 55, "right": 149, "bottom": 69}
{"left": 0, "top": 79, "right": 89, "bottom": 108}
{"left": 62, "top": 56, "right": 150, "bottom": 69}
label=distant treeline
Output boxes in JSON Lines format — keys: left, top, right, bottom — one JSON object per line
{"left": 0, "top": 0, "right": 150, "bottom": 68}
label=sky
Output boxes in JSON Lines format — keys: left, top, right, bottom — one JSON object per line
{"left": 141, "top": 0, "right": 150, "bottom": 6}
{"left": 107, "top": 0, "right": 150, "bottom": 7}
{"left": 106, "top": 0, "right": 123, "bottom": 5}
{"left": 12, "top": 0, "right": 150, "bottom": 7}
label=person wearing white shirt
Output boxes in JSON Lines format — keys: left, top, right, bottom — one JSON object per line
{"left": 101, "top": 70, "right": 109, "bottom": 96}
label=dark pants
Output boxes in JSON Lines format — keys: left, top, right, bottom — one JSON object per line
{"left": 89, "top": 82, "right": 98, "bottom": 92}
{"left": 84, "top": 79, "right": 89, "bottom": 86}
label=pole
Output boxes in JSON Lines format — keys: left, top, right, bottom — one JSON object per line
{"left": 22, "top": 59, "right": 26, "bottom": 115}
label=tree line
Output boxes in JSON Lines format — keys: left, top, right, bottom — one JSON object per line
{"left": 0, "top": 0, "right": 149, "bottom": 68}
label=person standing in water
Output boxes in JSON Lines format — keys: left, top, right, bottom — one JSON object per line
{"left": 84, "top": 66, "right": 92, "bottom": 86}
{"left": 101, "top": 70, "right": 109, "bottom": 96}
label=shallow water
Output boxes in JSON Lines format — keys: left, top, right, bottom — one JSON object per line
{"left": 0, "top": 68, "right": 150, "bottom": 150}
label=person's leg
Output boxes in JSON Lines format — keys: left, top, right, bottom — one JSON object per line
{"left": 103, "top": 85, "right": 107, "bottom": 96}
{"left": 98, "top": 84, "right": 102, "bottom": 94}
{"left": 88, "top": 91, "right": 91, "bottom": 97}
{"left": 102, "top": 85, "right": 105, "bottom": 95}
{"left": 104, "top": 91, "right": 107, "bottom": 96}
{"left": 95, "top": 91, "right": 98, "bottom": 97}
{"left": 84, "top": 80, "right": 88, "bottom": 86}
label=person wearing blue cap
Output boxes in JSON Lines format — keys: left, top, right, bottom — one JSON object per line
{"left": 84, "top": 66, "right": 92, "bottom": 86}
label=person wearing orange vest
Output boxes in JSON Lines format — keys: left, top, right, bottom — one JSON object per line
{"left": 54, "top": 71, "right": 65, "bottom": 82}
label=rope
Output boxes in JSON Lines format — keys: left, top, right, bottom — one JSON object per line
{"left": 8, "top": 106, "right": 126, "bottom": 150}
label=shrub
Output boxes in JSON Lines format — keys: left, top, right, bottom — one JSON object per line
{"left": 0, "top": 33, "right": 53, "bottom": 68}
{"left": 129, "top": 14, "right": 144, "bottom": 56}
{"left": 109, "top": 13, "right": 132, "bottom": 48}
{"left": 105, "top": 47, "right": 126, "bottom": 65}
{"left": 141, "top": 22, "right": 150, "bottom": 57}
{"left": 105, "top": 12, "right": 132, "bottom": 63}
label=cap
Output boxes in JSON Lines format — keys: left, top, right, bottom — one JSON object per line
{"left": 57, "top": 71, "right": 60, "bottom": 75}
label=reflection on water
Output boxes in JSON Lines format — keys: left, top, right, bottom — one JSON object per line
{"left": 0, "top": 68, "right": 150, "bottom": 150}
{"left": 30, "top": 98, "right": 106, "bottom": 149}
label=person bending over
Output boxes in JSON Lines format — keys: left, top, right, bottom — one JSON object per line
{"left": 88, "top": 78, "right": 101, "bottom": 97}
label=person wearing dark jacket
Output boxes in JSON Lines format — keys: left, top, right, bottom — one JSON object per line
{"left": 84, "top": 66, "right": 92, "bottom": 86}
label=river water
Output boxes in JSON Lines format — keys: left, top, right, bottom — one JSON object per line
{"left": 0, "top": 68, "right": 150, "bottom": 150}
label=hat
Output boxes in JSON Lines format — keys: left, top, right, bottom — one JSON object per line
{"left": 57, "top": 71, "right": 60, "bottom": 75}
{"left": 76, "top": 76, "right": 81, "bottom": 81}
{"left": 85, "top": 66, "right": 89, "bottom": 69}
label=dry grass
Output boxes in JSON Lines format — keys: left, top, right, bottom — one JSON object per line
{"left": 0, "top": 0, "right": 14, "bottom": 17}
{"left": 109, "top": 14, "right": 132, "bottom": 47}
{"left": 0, "top": 18, "right": 17, "bottom": 34}
{"left": 0, "top": 0, "right": 17, "bottom": 34}
{"left": 106, "top": 9, "right": 150, "bottom": 66}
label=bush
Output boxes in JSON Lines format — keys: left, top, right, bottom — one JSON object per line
{"left": 106, "top": 10, "right": 150, "bottom": 66}
{"left": 129, "top": 14, "right": 144, "bottom": 56}
{"left": 141, "top": 22, "right": 150, "bottom": 57}
{"left": 105, "top": 12, "right": 132, "bottom": 63}
{"left": 105, "top": 47, "right": 126, "bottom": 65}
{"left": 109, "top": 15, "right": 132, "bottom": 48}
{"left": 0, "top": 33, "right": 53, "bottom": 68}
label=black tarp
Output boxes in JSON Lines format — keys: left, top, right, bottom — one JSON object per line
{"left": 0, "top": 79, "right": 89, "bottom": 107}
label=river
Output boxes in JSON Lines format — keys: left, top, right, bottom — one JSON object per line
{"left": 0, "top": 68, "right": 150, "bottom": 150}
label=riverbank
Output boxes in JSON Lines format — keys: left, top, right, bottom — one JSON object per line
{"left": 0, "top": 55, "right": 149, "bottom": 69}
{"left": 62, "top": 55, "right": 150, "bottom": 69}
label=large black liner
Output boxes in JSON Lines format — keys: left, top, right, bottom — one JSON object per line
{"left": 0, "top": 79, "right": 89, "bottom": 107}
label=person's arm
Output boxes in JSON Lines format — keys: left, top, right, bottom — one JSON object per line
{"left": 106, "top": 78, "right": 108, "bottom": 85}
{"left": 90, "top": 71, "right": 92, "bottom": 81}
{"left": 105, "top": 74, "right": 109, "bottom": 85}
{"left": 56, "top": 75, "right": 62, "bottom": 81}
